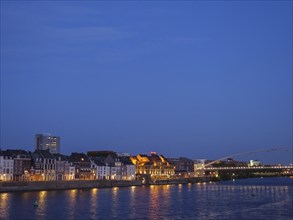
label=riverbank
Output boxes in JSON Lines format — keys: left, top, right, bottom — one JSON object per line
{"left": 0, "top": 179, "right": 142, "bottom": 193}
{"left": 2, "top": 174, "right": 291, "bottom": 192}
{"left": 0, "top": 177, "right": 214, "bottom": 192}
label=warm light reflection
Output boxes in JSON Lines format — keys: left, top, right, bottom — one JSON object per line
{"left": 129, "top": 184, "right": 137, "bottom": 218}
{"left": 111, "top": 187, "right": 119, "bottom": 218}
{"left": 38, "top": 191, "right": 47, "bottom": 204}
{"left": 0, "top": 193, "right": 9, "bottom": 220}
{"left": 90, "top": 188, "right": 98, "bottom": 219}
{"left": 131, "top": 186, "right": 136, "bottom": 194}
{"left": 67, "top": 189, "right": 77, "bottom": 220}
{"left": 178, "top": 183, "right": 182, "bottom": 193}
{"left": 35, "top": 190, "right": 48, "bottom": 218}
{"left": 149, "top": 186, "right": 160, "bottom": 218}
{"left": 92, "top": 188, "right": 98, "bottom": 195}
{"left": 70, "top": 189, "right": 77, "bottom": 196}
{"left": 0, "top": 193, "right": 8, "bottom": 200}
{"left": 187, "top": 182, "right": 193, "bottom": 191}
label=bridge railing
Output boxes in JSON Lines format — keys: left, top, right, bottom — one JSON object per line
{"left": 202, "top": 165, "right": 293, "bottom": 170}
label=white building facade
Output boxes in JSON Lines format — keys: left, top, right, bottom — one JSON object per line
{"left": 0, "top": 153, "right": 14, "bottom": 181}
{"left": 96, "top": 165, "right": 111, "bottom": 180}
{"left": 122, "top": 164, "right": 136, "bottom": 180}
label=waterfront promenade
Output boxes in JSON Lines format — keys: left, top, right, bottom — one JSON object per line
{"left": 0, "top": 180, "right": 142, "bottom": 193}
{"left": 1, "top": 173, "right": 292, "bottom": 193}
{"left": 0, "top": 177, "right": 213, "bottom": 193}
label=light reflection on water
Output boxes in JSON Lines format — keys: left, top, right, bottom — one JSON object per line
{"left": 67, "top": 189, "right": 77, "bottom": 220}
{"left": 0, "top": 193, "right": 10, "bottom": 220}
{"left": 34, "top": 191, "right": 47, "bottom": 220}
{"left": 0, "top": 177, "right": 292, "bottom": 219}
{"left": 129, "top": 186, "right": 137, "bottom": 219}
{"left": 90, "top": 188, "right": 98, "bottom": 219}
{"left": 149, "top": 184, "right": 159, "bottom": 219}
{"left": 111, "top": 187, "right": 119, "bottom": 219}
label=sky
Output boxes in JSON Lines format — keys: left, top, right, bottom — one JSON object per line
{"left": 1, "top": 1, "right": 292, "bottom": 164}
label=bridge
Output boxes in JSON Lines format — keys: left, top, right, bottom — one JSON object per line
{"left": 195, "top": 147, "right": 291, "bottom": 170}
{"left": 193, "top": 147, "right": 292, "bottom": 178}
{"left": 204, "top": 165, "right": 293, "bottom": 171}
{"left": 201, "top": 165, "right": 293, "bottom": 179}
{"left": 204, "top": 147, "right": 289, "bottom": 168}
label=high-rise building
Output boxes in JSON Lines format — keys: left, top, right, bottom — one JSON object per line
{"left": 35, "top": 133, "right": 60, "bottom": 154}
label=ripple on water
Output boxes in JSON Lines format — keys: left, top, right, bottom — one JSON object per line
{"left": 0, "top": 178, "right": 292, "bottom": 220}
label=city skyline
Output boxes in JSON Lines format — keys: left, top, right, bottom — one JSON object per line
{"left": 1, "top": 1, "right": 292, "bottom": 164}
{"left": 1, "top": 133, "right": 291, "bottom": 165}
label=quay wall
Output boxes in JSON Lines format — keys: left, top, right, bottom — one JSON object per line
{"left": 0, "top": 180, "right": 142, "bottom": 193}
{"left": 0, "top": 177, "right": 213, "bottom": 192}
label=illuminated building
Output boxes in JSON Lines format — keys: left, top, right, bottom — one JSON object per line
{"left": 69, "top": 153, "right": 93, "bottom": 180}
{"left": 87, "top": 151, "right": 119, "bottom": 180}
{"left": 168, "top": 157, "right": 194, "bottom": 177}
{"left": 35, "top": 133, "right": 60, "bottom": 154}
{"left": 249, "top": 160, "right": 261, "bottom": 167}
{"left": 130, "top": 152, "right": 175, "bottom": 179}
{"left": 88, "top": 151, "right": 136, "bottom": 180}
{"left": 0, "top": 151, "right": 14, "bottom": 181}
{"left": 6, "top": 150, "right": 31, "bottom": 181}
{"left": 54, "top": 154, "right": 75, "bottom": 180}
{"left": 119, "top": 157, "right": 136, "bottom": 180}
{"left": 194, "top": 159, "right": 207, "bottom": 177}
{"left": 93, "top": 159, "right": 111, "bottom": 180}
{"left": 31, "top": 150, "right": 56, "bottom": 181}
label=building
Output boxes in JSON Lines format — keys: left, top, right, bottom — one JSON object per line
{"left": 119, "top": 157, "right": 136, "bottom": 180}
{"left": 87, "top": 151, "right": 117, "bottom": 164}
{"left": 54, "top": 154, "right": 75, "bottom": 181}
{"left": 93, "top": 159, "right": 111, "bottom": 180}
{"left": 87, "top": 151, "right": 135, "bottom": 180}
{"left": 6, "top": 149, "right": 32, "bottom": 181}
{"left": 130, "top": 152, "right": 175, "bottom": 179}
{"left": 0, "top": 150, "right": 14, "bottom": 181}
{"left": 249, "top": 160, "right": 261, "bottom": 167}
{"left": 88, "top": 151, "right": 119, "bottom": 179}
{"left": 168, "top": 157, "right": 194, "bottom": 177}
{"left": 35, "top": 133, "right": 60, "bottom": 154}
{"left": 30, "top": 150, "right": 56, "bottom": 181}
{"left": 194, "top": 159, "right": 207, "bottom": 177}
{"left": 69, "top": 153, "right": 93, "bottom": 180}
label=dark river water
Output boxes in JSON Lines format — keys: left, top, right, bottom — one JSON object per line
{"left": 0, "top": 177, "right": 292, "bottom": 220}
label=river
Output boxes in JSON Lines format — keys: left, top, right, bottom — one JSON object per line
{"left": 0, "top": 177, "right": 292, "bottom": 219}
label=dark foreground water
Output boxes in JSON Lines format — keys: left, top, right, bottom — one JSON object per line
{"left": 0, "top": 177, "right": 292, "bottom": 220}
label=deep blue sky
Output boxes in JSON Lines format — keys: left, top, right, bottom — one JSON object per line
{"left": 1, "top": 1, "right": 292, "bottom": 164}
